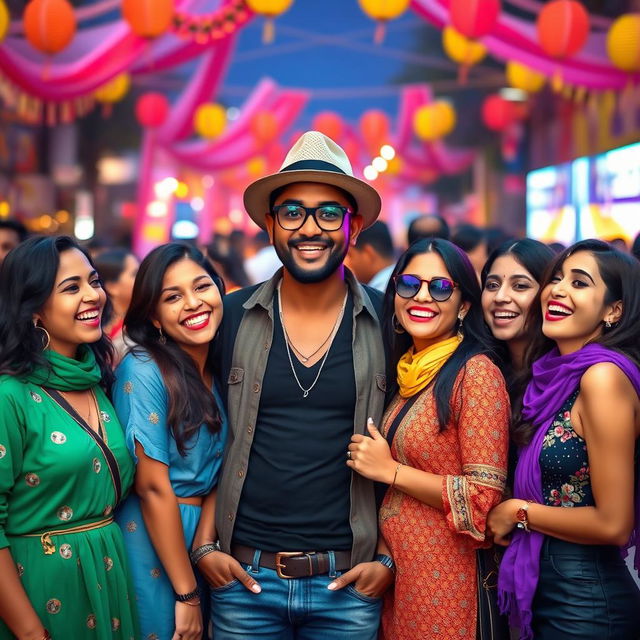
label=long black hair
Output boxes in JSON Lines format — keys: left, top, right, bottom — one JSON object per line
{"left": 124, "top": 243, "right": 225, "bottom": 455}
{"left": 0, "top": 235, "right": 115, "bottom": 389}
{"left": 383, "top": 238, "right": 496, "bottom": 430}
{"left": 512, "top": 238, "right": 640, "bottom": 445}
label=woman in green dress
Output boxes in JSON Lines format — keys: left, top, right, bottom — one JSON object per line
{"left": 0, "top": 236, "right": 138, "bottom": 640}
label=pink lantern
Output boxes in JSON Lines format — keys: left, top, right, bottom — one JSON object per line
{"left": 450, "top": 0, "right": 501, "bottom": 39}
{"left": 135, "top": 93, "right": 170, "bottom": 128}
{"left": 481, "top": 94, "right": 516, "bottom": 131}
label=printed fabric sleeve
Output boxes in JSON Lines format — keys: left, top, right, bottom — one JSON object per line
{"left": 0, "top": 383, "right": 26, "bottom": 549}
{"left": 112, "top": 352, "right": 170, "bottom": 466}
{"left": 442, "top": 356, "right": 510, "bottom": 542}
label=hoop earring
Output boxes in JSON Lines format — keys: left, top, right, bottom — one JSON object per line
{"left": 392, "top": 313, "right": 406, "bottom": 334}
{"left": 158, "top": 327, "right": 167, "bottom": 345}
{"left": 34, "top": 323, "right": 50, "bottom": 351}
{"left": 457, "top": 313, "right": 464, "bottom": 340}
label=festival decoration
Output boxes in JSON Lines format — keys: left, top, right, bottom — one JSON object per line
{"left": 0, "top": 1, "right": 9, "bottom": 43}
{"left": 250, "top": 111, "right": 279, "bottom": 144}
{"left": 536, "top": 0, "right": 589, "bottom": 60}
{"left": 23, "top": 0, "right": 77, "bottom": 56}
{"left": 312, "top": 112, "right": 344, "bottom": 141}
{"left": 194, "top": 103, "right": 227, "bottom": 139}
{"left": 360, "top": 109, "right": 390, "bottom": 152}
{"left": 606, "top": 14, "right": 640, "bottom": 73}
{"left": 122, "top": 0, "right": 175, "bottom": 39}
{"left": 442, "top": 26, "right": 486, "bottom": 83}
{"left": 481, "top": 94, "right": 516, "bottom": 131}
{"left": 358, "top": 0, "right": 411, "bottom": 44}
{"left": 173, "top": 0, "right": 250, "bottom": 43}
{"left": 449, "top": 0, "right": 501, "bottom": 39}
{"left": 413, "top": 101, "right": 456, "bottom": 141}
{"left": 245, "top": 0, "right": 294, "bottom": 43}
{"left": 136, "top": 93, "right": 170, "bottom": 128}
{"left": 506, "top": 61, "right": 545, "bottom": 94}
{"left": 94, "top": 73, "right": 131, "bottom": 116}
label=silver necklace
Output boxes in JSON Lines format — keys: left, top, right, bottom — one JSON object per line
{"left": 277, "top": 281, "right": 348, "bottom": 398}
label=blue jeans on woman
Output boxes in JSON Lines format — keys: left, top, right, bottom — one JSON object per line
{"left": 209, "top": 550, "right": 381, "bottom": 639}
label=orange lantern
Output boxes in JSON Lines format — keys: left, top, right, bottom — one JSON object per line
{"left": 536, "top": 0, "right": 589, "bottom": 59}
{"left": 245, "top": 0, "right": 294, "bottom": 44}
{"left": 358, "top": 0, "right": 410, "bottom": 44}
{"left": 122, "top": 0, "right": 175, "bottom": 39}
{"left": 360, "top": 110, "right": 390, "bottom": 152}
{"left": 135, "top": 93, "right": 170, "bottom": 128}
{"left": 250, "top": 111, "right": 279, "bottom": 145}
{"left": 482, "top": 94, "right": 516, "bottom": 131}
{"left": 23, "top": 0, "right": 76, "bottom": 56}
{"left": 450, "top": 0, "right": 501, "bottom": 39}
{"left": 312, "top": 112, "right": 344, "bottom": 141}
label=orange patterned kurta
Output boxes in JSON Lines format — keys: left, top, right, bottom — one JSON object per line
{"left": 379, "top": 355, "right": 509, "bottom": 640}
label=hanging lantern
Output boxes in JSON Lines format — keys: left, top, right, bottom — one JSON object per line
{"left": 386, "top": 155, "right": 403, "bottom": 176}
{"left": 194, "top": 103, "right": 227, "bottom": 139}
{"left": 312, "top": 112, "right": 344, "bottom": 141}
{"left": 413, "top": 101, "right": 456, "bottom": 141}
{"left": 247, "top": 156, "right": 267, "bottom": 177}
{"left": 122, "top": 0, "right": 175, "bottom": 39}
{"left": 94, "top": 74, "right": 131, "bottom": 117}
{"left": 360, "top": 109, "right": 390, "bottom": 152}
{"left": 482, "top": 94, "right": 517, "bottom": 131}
{"left": 0, "top": 1, "right": 9, "bottom": 43}
{"left": 23, "top": 0, "right": 77, "bottom": 56}
{"left": 506, "top": 61, "right": 546, "bottom": 93}
{"left": 606, "top": 14, "right": 640, "bottom": 73}
{"left": 442, "top": 26, "right": 487, "bottom": 84}
{"left": 358, "top": 0, "right": 410, "bottom": 44}
{"left": 450, "top": 0, "right": 501, "bottom": 39}
{"left": 135, "top": 93, "right": 170, "bottom": 128}
{"left": 250, "top": 111, "right": 279, "bottom": 144}
{"left": 537, "top": 0, "right": 589, "bottom": 59}
{"left": 245, "top": 0, "right": 294, "bottom": 44}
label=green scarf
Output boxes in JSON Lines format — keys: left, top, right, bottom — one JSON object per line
{"left": 25, "top": 346, "right": 102, "bottom": 391}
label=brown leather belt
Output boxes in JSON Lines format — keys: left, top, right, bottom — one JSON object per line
{"left": 231, "top": 544, "right": 352, "bottom": 579}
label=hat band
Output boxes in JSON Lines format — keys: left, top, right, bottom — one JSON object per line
{"left": 280, "top": 159, "right": 348, "bottom": 175}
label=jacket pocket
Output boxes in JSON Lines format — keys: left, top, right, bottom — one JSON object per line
{"left": 375, "top": 373, "right": 386, "bottom": 393}
{"left": 228, "top": 367, "right": 244, "bottom": 385}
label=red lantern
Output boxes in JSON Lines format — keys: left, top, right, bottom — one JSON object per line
{"left": 23, "top": 0, "right": 76, "bottom": 55}
{"left": 481, "top": 94, "right": 516, "bottom": 131}
{"left": 250, "top": 111, "right": 279, "bottom": 144}
{"left": 135, "top": 93, "right": 170, "bottom": 128}
{"left": 537, "top": 0, "right": 589, "bottom": 59}
{"left": 312, "top": 112, "right": 344, "bottom": 141}
{"left": 360, "top": 110, "right": 390, "bottom": 151}
{"left": 450, "top": 0, "right": 501, "bottom": 39}
{"left": 122, "top": 0, "right": 175, "bottom": 39}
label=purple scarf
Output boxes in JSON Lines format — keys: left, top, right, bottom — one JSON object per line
{"left": 498, "top": 343, "right": 640, "bottom": 640}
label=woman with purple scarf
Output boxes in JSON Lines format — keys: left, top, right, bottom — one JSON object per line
{"left": 487, "top": 239, "right": 640, "bottom": 639}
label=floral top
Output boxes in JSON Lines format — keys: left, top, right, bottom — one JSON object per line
{"left": 540, "top": 389, "right": 594, "bottom": 508}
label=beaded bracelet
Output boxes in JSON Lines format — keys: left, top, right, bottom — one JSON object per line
{"left": 175, "top": 585, "right": 201, "bottom": 603}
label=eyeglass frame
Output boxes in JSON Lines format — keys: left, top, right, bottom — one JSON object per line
{"left": 270, "top": 204, "right": 353, "bottom": 232}
{"left": 392, "top": 273, "right": 459, "bottom": 301}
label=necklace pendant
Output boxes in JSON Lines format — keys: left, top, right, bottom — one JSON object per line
{"left": 301, "top": 356, "right": 309, "bottom": 362}
{"left": 303, "top": 390, "right": 309, "bottom": 398}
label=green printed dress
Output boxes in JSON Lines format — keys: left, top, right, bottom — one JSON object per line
{"left": 0, "top": 348, "right": 139, "bottom": 639}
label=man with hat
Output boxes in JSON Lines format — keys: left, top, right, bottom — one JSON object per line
{"left": 192, "top": 132, "right": 393, "bottom": 638}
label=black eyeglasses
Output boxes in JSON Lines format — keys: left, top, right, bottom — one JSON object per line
{"left": 271, "top": 204, "right": 351, "bottom": 232}
{"left": 393, "top": 274, "right": 458, "bottom": 301}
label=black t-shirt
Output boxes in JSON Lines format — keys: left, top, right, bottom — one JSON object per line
{"left": 232, "top": 292, "right": 356, "bottom": 551}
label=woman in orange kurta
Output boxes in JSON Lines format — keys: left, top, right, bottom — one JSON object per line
{"left": 347, "top": 238, "right": 510, "bottom": 639}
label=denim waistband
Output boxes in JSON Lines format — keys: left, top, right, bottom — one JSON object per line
{"left": 541, "top": 536, "right": 622, "bottom": 561}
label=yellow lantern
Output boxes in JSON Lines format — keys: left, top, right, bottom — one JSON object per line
{"left": 94, "top": 73, "right": 131, "bottom": 104}
{"left": 606, "top": 14, "right": 640, "bottom": 73}
{"left": 386, "top": 155, "right": 403, "bottom": 176}
{"left": 442, "top": 26, "right": 486, "bottom": 83}
{"left": 358, "top": 0, "right": 411, "bottom": 43}
{"left": 506, "top": 61, "right": 546, "bottom": 93}
{"left": 0, "top": 1, "right": 9, "bottom": 42}
{"left": 246, "top": 0, "right": 294, "bottom": 43}
{"left": 413, "top": 101, "right": 456, "bottom": 141}
{"left": 194, "top": 103, "right": 227, "bottom": 140}
{"left": 247, "top": 156, "right": 267, "bottom": 177}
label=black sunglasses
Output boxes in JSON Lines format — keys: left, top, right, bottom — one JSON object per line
{"left": 393, "top": 274, "right": 458, "bottom": 301}
{"left": 271, "top": 204, "right": 351, "bottom": 232}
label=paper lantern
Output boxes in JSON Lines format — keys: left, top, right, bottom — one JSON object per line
{"left": 23, "top": 0, "right": 76, "bottom": 55}
{"left": 358, "top": 0, "right": 410, "bottom": 43}
{"left": 250, "top": 111, "right": 279, "bottom": 144}
{"left": 94, "top": 74, "right": 131, "bottom": 104}
{"left": 246, "top": 0, "right": 294, "bottom": 43}
{"left": 0, "top": 1, "right": 9, "bottom": 43}
{"left": 482, "top": 94, "right": 516, "bottom": 131}
{"left": 506, "top": 61, "right": 546, "bottom": 93}
{"left": 606, "top": 14, "right": 640, "bottom": 73}
{"left": 312, "top": 112, "right": 344, "bottom": 141}
{"left": 442, "top": 25, "right": 486, "bottom": 82}
{"left": 135, "top": 93, "right": 170, "bottom": 128}
{"left": 247, "top": 156, "right": 267, "bottom": 177}
{"left": 360, "top": 110, "right": 390, "bottom": 151}
{"left": 450, "top": 0, "right": 501, "bottom": 39}
{"left": 122, "top": 0, "right": 175, "bottom": 39}
{"left": 194, "top": 103, "right": 227, "bottom": 139}
{"left": 413, "top": 102, "right": 456, "bottom": 141}
{"left": 537, "top": 0, "right": 589, "bottom": 59}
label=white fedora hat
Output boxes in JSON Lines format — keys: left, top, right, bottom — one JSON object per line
{"left": 243, "top": 131, "right": 382, "bottom": 230}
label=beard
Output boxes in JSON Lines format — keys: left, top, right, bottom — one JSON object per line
{"left": 274, "top": 234, "right": 348, "bottom": 284}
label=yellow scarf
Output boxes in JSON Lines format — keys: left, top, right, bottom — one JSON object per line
{"left": 397, "top": 335, "right": 462, "bottom": 398}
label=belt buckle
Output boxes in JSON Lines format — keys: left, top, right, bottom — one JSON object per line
{"left": 275, "top": 551, "right": 313, "bottom": 579}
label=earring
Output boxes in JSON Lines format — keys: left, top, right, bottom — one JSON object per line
{"left": 605, "top": 320, "right": 612, "bottom": 329}
{"left": 457, "top": 313, "right": 464, "bottom": 340}
{"left": 33, "top": 321, "right": 50, "bottom": 351}
{"left": 158, "top": 327, "right": 167, "bottom": 345}
{"left": 392, "top": 313, "right": 406, "bottom": 334}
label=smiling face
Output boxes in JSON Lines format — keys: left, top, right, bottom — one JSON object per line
{"left": 34, "top": 248, "right": 106, "bottom": 358}
{"left": 541, "top": 250, "right": 622, "bottom": 354}
{"left": 152, "top": 258, "right": 222, "bottom": 353}
{"left": 482, "top": 254, "right": 540, "bottom": 344}
{"left": 265, "top": 182, "right": 363, "bottom": 284}
{"left": 394, "top": 251, "right": 469, "bottom": 352}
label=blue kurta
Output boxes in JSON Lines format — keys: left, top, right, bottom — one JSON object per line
{"left": 113, "top": 351, "right": 227, "bottom": 640}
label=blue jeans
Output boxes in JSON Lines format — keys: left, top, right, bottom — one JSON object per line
{"left": 210, "top": 550, "right": 381, "bottom": 639}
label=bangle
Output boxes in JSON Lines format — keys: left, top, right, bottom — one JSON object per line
{"left": 390, "top": 463, "right": 402, "bottom": 489}
{"left": 190, "top": 541, "right": 220, "bottom": 565}
{"left": 375, "top": 553, "right": 396, "bottom": 574}
{"left": 175, "top": 585, "right": 200, "bottom": 602}
{"left": 515, "top": 500, "right": 533, "bottom": 533}
{"left": 179, "top": 598, "right": 201, "bottom": 607}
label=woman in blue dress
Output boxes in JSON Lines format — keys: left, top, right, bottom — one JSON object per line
{"left": 113, "top": 243, "right": 227, "bottom": 640}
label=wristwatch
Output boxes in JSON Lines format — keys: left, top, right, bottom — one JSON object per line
{"left": 375, "top": 553, "right": 396, "bottom": 573}
{"left": 515, "top": 500, "right": 533, "bottom": 532}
